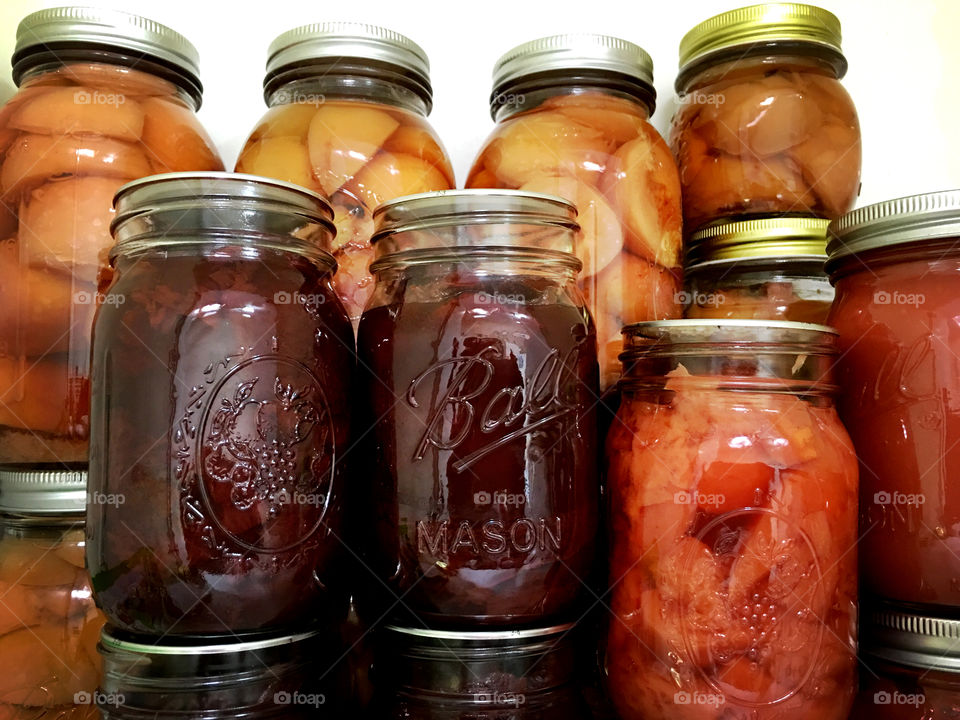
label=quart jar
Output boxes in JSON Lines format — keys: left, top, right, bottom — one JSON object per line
{"left": 827, "top": 190, "right": 960, "bottom": 612}
{"left": 0, "top": 469, "right": 104, "bottom": 718}
{"left": 466, "top": 34, "right": 683, "bottom": 390}
{"left": 683, "top": 217, "right": 833, "bottom": 323}
{"left": 671, "top": 4, "right": 861, "bottom": 233}
{"left": 0, "top": 7, "right": 223, "bottom": 470}
{"left": 372, "top": 625, "right": 591, "bottom": 719}
{"left": 355, "top": 190, "right": 599, "bottom": 627}
{"left": 235, "top": 22, "right": 455, "bottom": 325}
{"left": 98, "top": 628, "right": 331, "bottom": 718}
{"left": 606, "top": 320, "right": 858, "bottom": 720}
{"left": 851, "top": 608, "right": 960, "bottom": 720}
{"left": 86, "top": 173, "right": 354, "bottom": 636}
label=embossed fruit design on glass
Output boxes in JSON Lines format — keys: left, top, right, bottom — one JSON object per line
{"left": 606, "top": 320, "right": 858, "bottom": 720}
{"left": 466, "top": 34, "right": 683, "bottom": 389}
{"left": 0, "top": 8, "right": 223, "bottom": 470}
{"left": 86, "top": 174, "right": 354, "bottom": 636}
{"left": 355, "top": 191, "right": 599, "bottom": 627}
{"left": 235, "top": 22, "right": 454, "bottom": 326}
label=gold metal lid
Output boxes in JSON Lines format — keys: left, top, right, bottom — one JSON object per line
{"left": 686, "top": 217, "right": 830, "bottom": 268}
{"left": 678, "top": 4, "right": 843, "bottom": 76}
{"left": 493, "top": 34, "right": 654, "bottom": 92}
{"left": 826, "top": 190, "right": 960, "bottom": 269}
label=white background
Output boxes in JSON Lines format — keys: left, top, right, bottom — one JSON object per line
{"left": 0, "top": 0, "right": 957, "bottom": 209}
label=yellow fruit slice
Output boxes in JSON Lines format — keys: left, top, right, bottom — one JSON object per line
{"left": 543, "top": 92, "right": 649, "bottom": 144}
{"left": 8, "top": 87, "right": 145, "bottom": 142}
{"left": 307, "top": 104, "right": 400, "bottom": 195}
{"left": 342, "top": 152, "right": 452, "bottom": 210}
{"left": 245, "top": 103, "right": 317, "bottom": 143}
{"left": 0, "top": 625, "right": 99, "bottom": 706}
{"left": 0, "top": 357, "right": 72, "bottom": 434}
{"left": 58, "top": 62, "right": 178, "bottom": 97}
{"left": 140, "top": 97, "right": 223, "bottom": 173}
{"left": 235, "top": 136, "right": 318, "bottom": 192}
{"left": 382, "top": 123, "right": 454, "bottom": 185}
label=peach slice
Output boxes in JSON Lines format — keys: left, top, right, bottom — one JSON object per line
{"left": 464, "top": 165, "right": 501, "bottom": 189}
{"left": 587, "top": 252, "right": 681, "bottom": 330}
{"left": 0, "top": 357, "right": 72, "bottom": 434}
{"left": 333, "top": 243, "right": 376, "bottom": 323}
{"left": 307, "top": 104, "right": 400, "bottom": 196}
{"left": 518, "top": 175, "right": 623, "bottom": 277}
{"left": 789, "top": 121, "right": 861, "bottom": 218}
{"left": 0, "top": 626, "right": 99, "bottom": 706}
{"left": 245, "top": 103, "right": 317, "bottom": 143}
{"left": 481, "top": 110, "right": 614, "bottom": 187}
{"left": 602, "top": 130, "right": 683, "bottom": 267}
{"left": 8, "top": 87, "right": 145, "bottom": 142}
{"left": 0, "top": 535, "right": 80, "bottom": 587}
{"left": 235, "top": 136, "right": 319, "bottom": 192}
{"left": 0, "top": 134, "right": 149, "bottom": 198}
{"left": 543, "top": 92, "right": 650, "bottom": 144}
{"left": 0, "top": 582, "right": 43, "bottom": 635}
{"left": 58, "top": 62, "right": 178, "bottom": 97}
{"left": 140, "top": 97, "right": 223, "bottom": 173}
{"left": 382, "top": 124, "right": 454, "bottom": 185}
{"left": 342, "top": 152, "right": 452, "bottom": 210}
{"left": 18, "top": 177, "right": 119, "bottom": 269}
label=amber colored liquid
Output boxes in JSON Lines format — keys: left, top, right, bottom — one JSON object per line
{"left": 355, "top": 279, "right": 599, "bottom": 626}
{"left": 86, "top": 247, "right": 353, "bottom": 635}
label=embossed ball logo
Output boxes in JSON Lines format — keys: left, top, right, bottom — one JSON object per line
{"left": 197, "top": 356, "right": 334, "bottom": 553}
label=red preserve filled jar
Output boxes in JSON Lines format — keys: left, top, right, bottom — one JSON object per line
{"left": 86, "top": 173, "right": 354, "bottom": 636}
{"left": 606, "top": 320, "right": 858, "bottom": 720}
{"left": 355, "top": 190, "right": 599, "bottom": 627}
{"left": 851, "top": 608, "right": 960, "bottom": 720}
{"left": 827, "top": 190, "right": 960, "bottom": 612}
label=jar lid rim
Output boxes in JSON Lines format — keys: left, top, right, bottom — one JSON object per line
{"left": 622, "top": 318, "right": 838, "bottom": 337}
{"left": 0, "top": 469, "right": 87, "bottom": 514}
{"left": 862, "top": 606, "right": 960, "bottom": 671}
{"left": 687, "top": 217, "right": 830, "bottom": 265}
{"left": 383, "top": 623, "right": 575, "bottom": 642}
{"left": 100, "top": 628, "right": 321, "bottom": 656}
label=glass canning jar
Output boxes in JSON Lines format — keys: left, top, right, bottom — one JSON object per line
{"left": 0, "top": 469, "right": 105, "bottom": 719}
{"left": 683, "top": 217, "right": 833, "bottom": 323}
{"left": 235, "top": 22, "right": 455, "bottom": 325}
{"left": 0, "top": 7, "right": 223, "bottom": 470}
{"left": 86, "top": 173, "right": 354, "bottom": 636}
{"left": 605, "top": 319, "right": 859, "bottom": 720}
{"left": 467, "top": 34, "right": 683, "bottom": 389}
{"left": 355, "top": 190, "right": 599, "bottom": 628}
{"left": 372, "top": 625, "right": 592, "bottom": 719}
{"left": 827, "top": 190, "right": 960, "bottom": 613}
{"left": 97, "top": 628, "right": 330, "bottom": 718}
{"left": 671, "top": 4, "right": 861, "bottom": 233}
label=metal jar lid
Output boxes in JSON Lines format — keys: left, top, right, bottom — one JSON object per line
{"left": 862, "top": 606, "right": 960, "bottom": 672}
{"left": 492, "top": 33, "right": 654, "bottom": 96}
{"left": 622, "top": 318, "right": 838, "bottom": 348}
{"left": 264, "top": 22, "right": 432, "bottom": 107}
{"left": 370, "top": 189, "right": 581, "bottom": 270}
{"left": 384, "top": 623, "right": 574, "bottom": 646}
{"left": 110, "top": 172, "right": 337, "bottom": 267}
{"left": 826, "top": 190, "right": 960, "bottom": 271}
{"left": 100, "top": 627, "right": 321, "bottom": 657}
{"left": 686, "top": 217, "right": 830, "bottom": 269}
{"left": 13, "top": 6, "right": 202, "bottom": 103}
{"left": 0, "top": 468, "right": 87, "bottom": 514}
{"left": 677, "top": 3, "right": 845, "bottom": 87}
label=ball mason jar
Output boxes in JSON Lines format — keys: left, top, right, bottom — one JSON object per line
{"left": 466, "top": 33, "right": 683, "bottom": 389}
{"left": 0, "top": 469, "right": 104, "bottom": 718}
{"left": 827, "top": 190, "right": 960, "bottom": 612}
{"left": 86, "top": 173, "right": 354, "bottom": 636}
{"left": 98, "top": 628, "right": 330, "bottom": 719}
{"left": 683, "top": 217, "right": 833, "bottom": 323}
{"left": 0, "top": 7, "right": 223, "bottom": 469}
{"left": 355, "top": 190, "right": 599, "bottom": 627}
{"left": 606, "top": 319, "right": 858, "bottom": 720}
{"left": 235, "top": 22, "right": 455, "bottom": 325}
{"left": 671, "top": 3, "right": 861, "bottom": 233}
{"left": 372, "top": 625, "right": 592, "bottom": 720}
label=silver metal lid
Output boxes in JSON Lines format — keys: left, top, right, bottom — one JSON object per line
{"left": 623, "top": 318, "right": 838, "bottom": 339}
{"left": 110, "top": 172, "right": 336, "bottom": 266}
{"left": 384, "top": 623, "right": 575, "bottom": 643}
{"left": 862, "top": 607, "right": 960, "bottom": 671}
{"left": 13, "top": 7, "right": 201, "bottom": 91}
{"left": 0, "top": 469, "right": 87, "bottom": 514}
{"left": 265, "top": 22, "right": 431, "bottom": 96}
{"left": 493, "top": 34, "right": 654, "bottom": 92}
{"left": 827, "top": 190, "right": 960, "bottom": 266}
{"left": 100, "top": 627, "right": 321, "bottom": 656}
